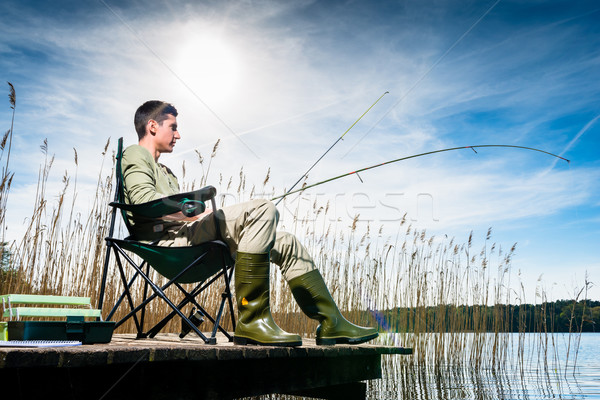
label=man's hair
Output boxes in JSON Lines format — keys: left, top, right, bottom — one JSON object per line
{"left": 134, "top": 100, "right": 178, "bottom": 140}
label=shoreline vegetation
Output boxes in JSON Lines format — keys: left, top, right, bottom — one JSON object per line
{"left": 292, "top": 299, "right": 600, "bottom": 334}
{"left": 1, "top": 84, "right": 595, "bottom": 373}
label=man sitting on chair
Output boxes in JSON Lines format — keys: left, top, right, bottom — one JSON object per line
{"left": 121, "top": 100, "right": 378, "bottom": 346}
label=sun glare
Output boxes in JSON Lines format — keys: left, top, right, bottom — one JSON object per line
{"left": 174, "top": 35, "right": 240, "bottom": 105}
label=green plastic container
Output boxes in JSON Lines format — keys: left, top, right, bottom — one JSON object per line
{"left": 7, "top": 317, "right": 115, "bottom": 344}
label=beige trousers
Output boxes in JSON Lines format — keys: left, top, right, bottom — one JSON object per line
{"left": 158, "top": 199, "right": 316, "bottom": 281}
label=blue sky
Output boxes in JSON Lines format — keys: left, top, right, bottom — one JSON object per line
{"left": 1, "top": 0, "right": 598, "bottom": 301}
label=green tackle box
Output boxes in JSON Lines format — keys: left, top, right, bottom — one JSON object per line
{"left": 2, "top": 294, "right": 115, "bottom": 344}
{"left": 7, "top": 317, "right": 115, "bottom": 344}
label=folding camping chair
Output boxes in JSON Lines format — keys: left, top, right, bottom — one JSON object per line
{"left": 97, "top": 138, "right": 236, "bottom": 344}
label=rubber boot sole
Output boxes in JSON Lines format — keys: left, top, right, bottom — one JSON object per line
{"left": 316, "top": 332, "right": 379, "bottom": 346}
{"left": 234, "top": 335, "right": 302, "bottom": 347}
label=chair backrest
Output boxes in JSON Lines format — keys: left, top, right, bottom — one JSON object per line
{"left": 114, "top": 137, "right": 135, "bottom": 235}
{"left": 98, "top": 137, "right": 131, "bottom": 310}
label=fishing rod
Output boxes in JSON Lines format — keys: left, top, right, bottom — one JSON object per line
{"left": 274, "top": 91, "right": 389, "bottom": 205}
{"left": 271, "top": 145, "right": 570, "bottom": 202}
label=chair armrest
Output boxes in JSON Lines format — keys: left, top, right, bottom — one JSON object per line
{"left": 110, "top": 186, "right": 217, "bottom": 218}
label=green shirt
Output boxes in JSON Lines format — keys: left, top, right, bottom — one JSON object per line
{"left": 121, "top": 144, "right": 181, "bottom": 240}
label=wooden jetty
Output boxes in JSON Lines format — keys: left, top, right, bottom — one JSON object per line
{"left": 0, "top": 333, "right": 411, "bottom": 399}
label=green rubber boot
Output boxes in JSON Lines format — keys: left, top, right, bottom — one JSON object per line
{"left": 289, "top": 270, "right": 378, "bottom": 345}
{"left": 233, "top": 252, "right": 302, "bottom": 347}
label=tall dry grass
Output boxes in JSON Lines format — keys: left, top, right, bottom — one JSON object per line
{"left": 0, "top": 82, "right": 16, "bottom": 281}
{"left": 0, "top": 84, "right": 589, "bottom": 375}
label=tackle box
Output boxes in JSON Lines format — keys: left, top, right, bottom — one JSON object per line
{"left": 1, "top": 294, "right": 115, "bottom": 344}
{"left": 7, "top": 317, "right": 115, "bottom": 344}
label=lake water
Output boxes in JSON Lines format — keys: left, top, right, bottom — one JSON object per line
{"left": 367, "top": 332, "right": 600, "bottom": 399}
{"left": 243, "top": 332, "right": 598, "bottom": 399}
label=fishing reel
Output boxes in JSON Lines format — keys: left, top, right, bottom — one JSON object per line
{"left": 179, "top": 199, "right": 206, "bottom": 217}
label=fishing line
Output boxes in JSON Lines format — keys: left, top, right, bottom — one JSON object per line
{"left": 275, "top": 91, "right": 389, "bottom": 205}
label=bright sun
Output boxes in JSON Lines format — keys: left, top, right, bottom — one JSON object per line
{"left": 174, "top": 34, "right": 240, "bottom": 105}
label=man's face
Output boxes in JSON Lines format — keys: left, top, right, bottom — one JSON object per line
{"left": 151, "top": 114, "right": 180, "bottom": 153}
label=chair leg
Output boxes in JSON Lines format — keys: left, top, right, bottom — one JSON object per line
{"left": 106, "top": 270, "right": 140, "bottom": 322}
{"left": 113, "top": 250, "right": 143, "bottom": 334}
{"left": 146, "top": 283, "right": 200, "bottom": 338}
{"left": 113, "top": 246, "right": 212, "bottom": 342}
{"left": 108, "top": 243, "right": 236, "bottom": 345}
{"left": 146, "top": 270, "right": 227, "bottom": 339}
{"left": 137, "top": 263, "right": 152, "bottom": 338}
{"left": 225, "top": 262, "right": 237, "bottom": 333}
{"left": 146, "top": 262, "right": 236, "bottom": 342}
{"left": 210, "top": 291, "right": 231, "bottom": 341}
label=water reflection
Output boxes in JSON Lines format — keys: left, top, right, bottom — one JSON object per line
{"left": 368, "top": 332, "right": 599, "bottom": 400}
{"left": 372, "top": 359, "right": 574, "bottom": 399}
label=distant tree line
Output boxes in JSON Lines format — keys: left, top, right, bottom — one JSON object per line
{"left": 371, "top": 300, "right": 599, "bottom": 333}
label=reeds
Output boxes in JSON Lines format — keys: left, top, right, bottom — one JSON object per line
{"left": 0, "top": 82, "right": 17, "bottom": 294}
{"left": 0, "top": 84, "right": 590, "bottom": 380}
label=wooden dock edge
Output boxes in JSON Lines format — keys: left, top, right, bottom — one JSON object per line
{"left": 0, "top": 333, "right": 413, "bottom": 399}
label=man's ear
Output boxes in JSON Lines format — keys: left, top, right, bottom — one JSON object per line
{"left": 147, "top": 120, "right": 157, "bottom": 136}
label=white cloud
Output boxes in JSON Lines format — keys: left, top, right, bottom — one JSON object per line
{"left": 1, "top": 0, "right": 598, "bottom": 301}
